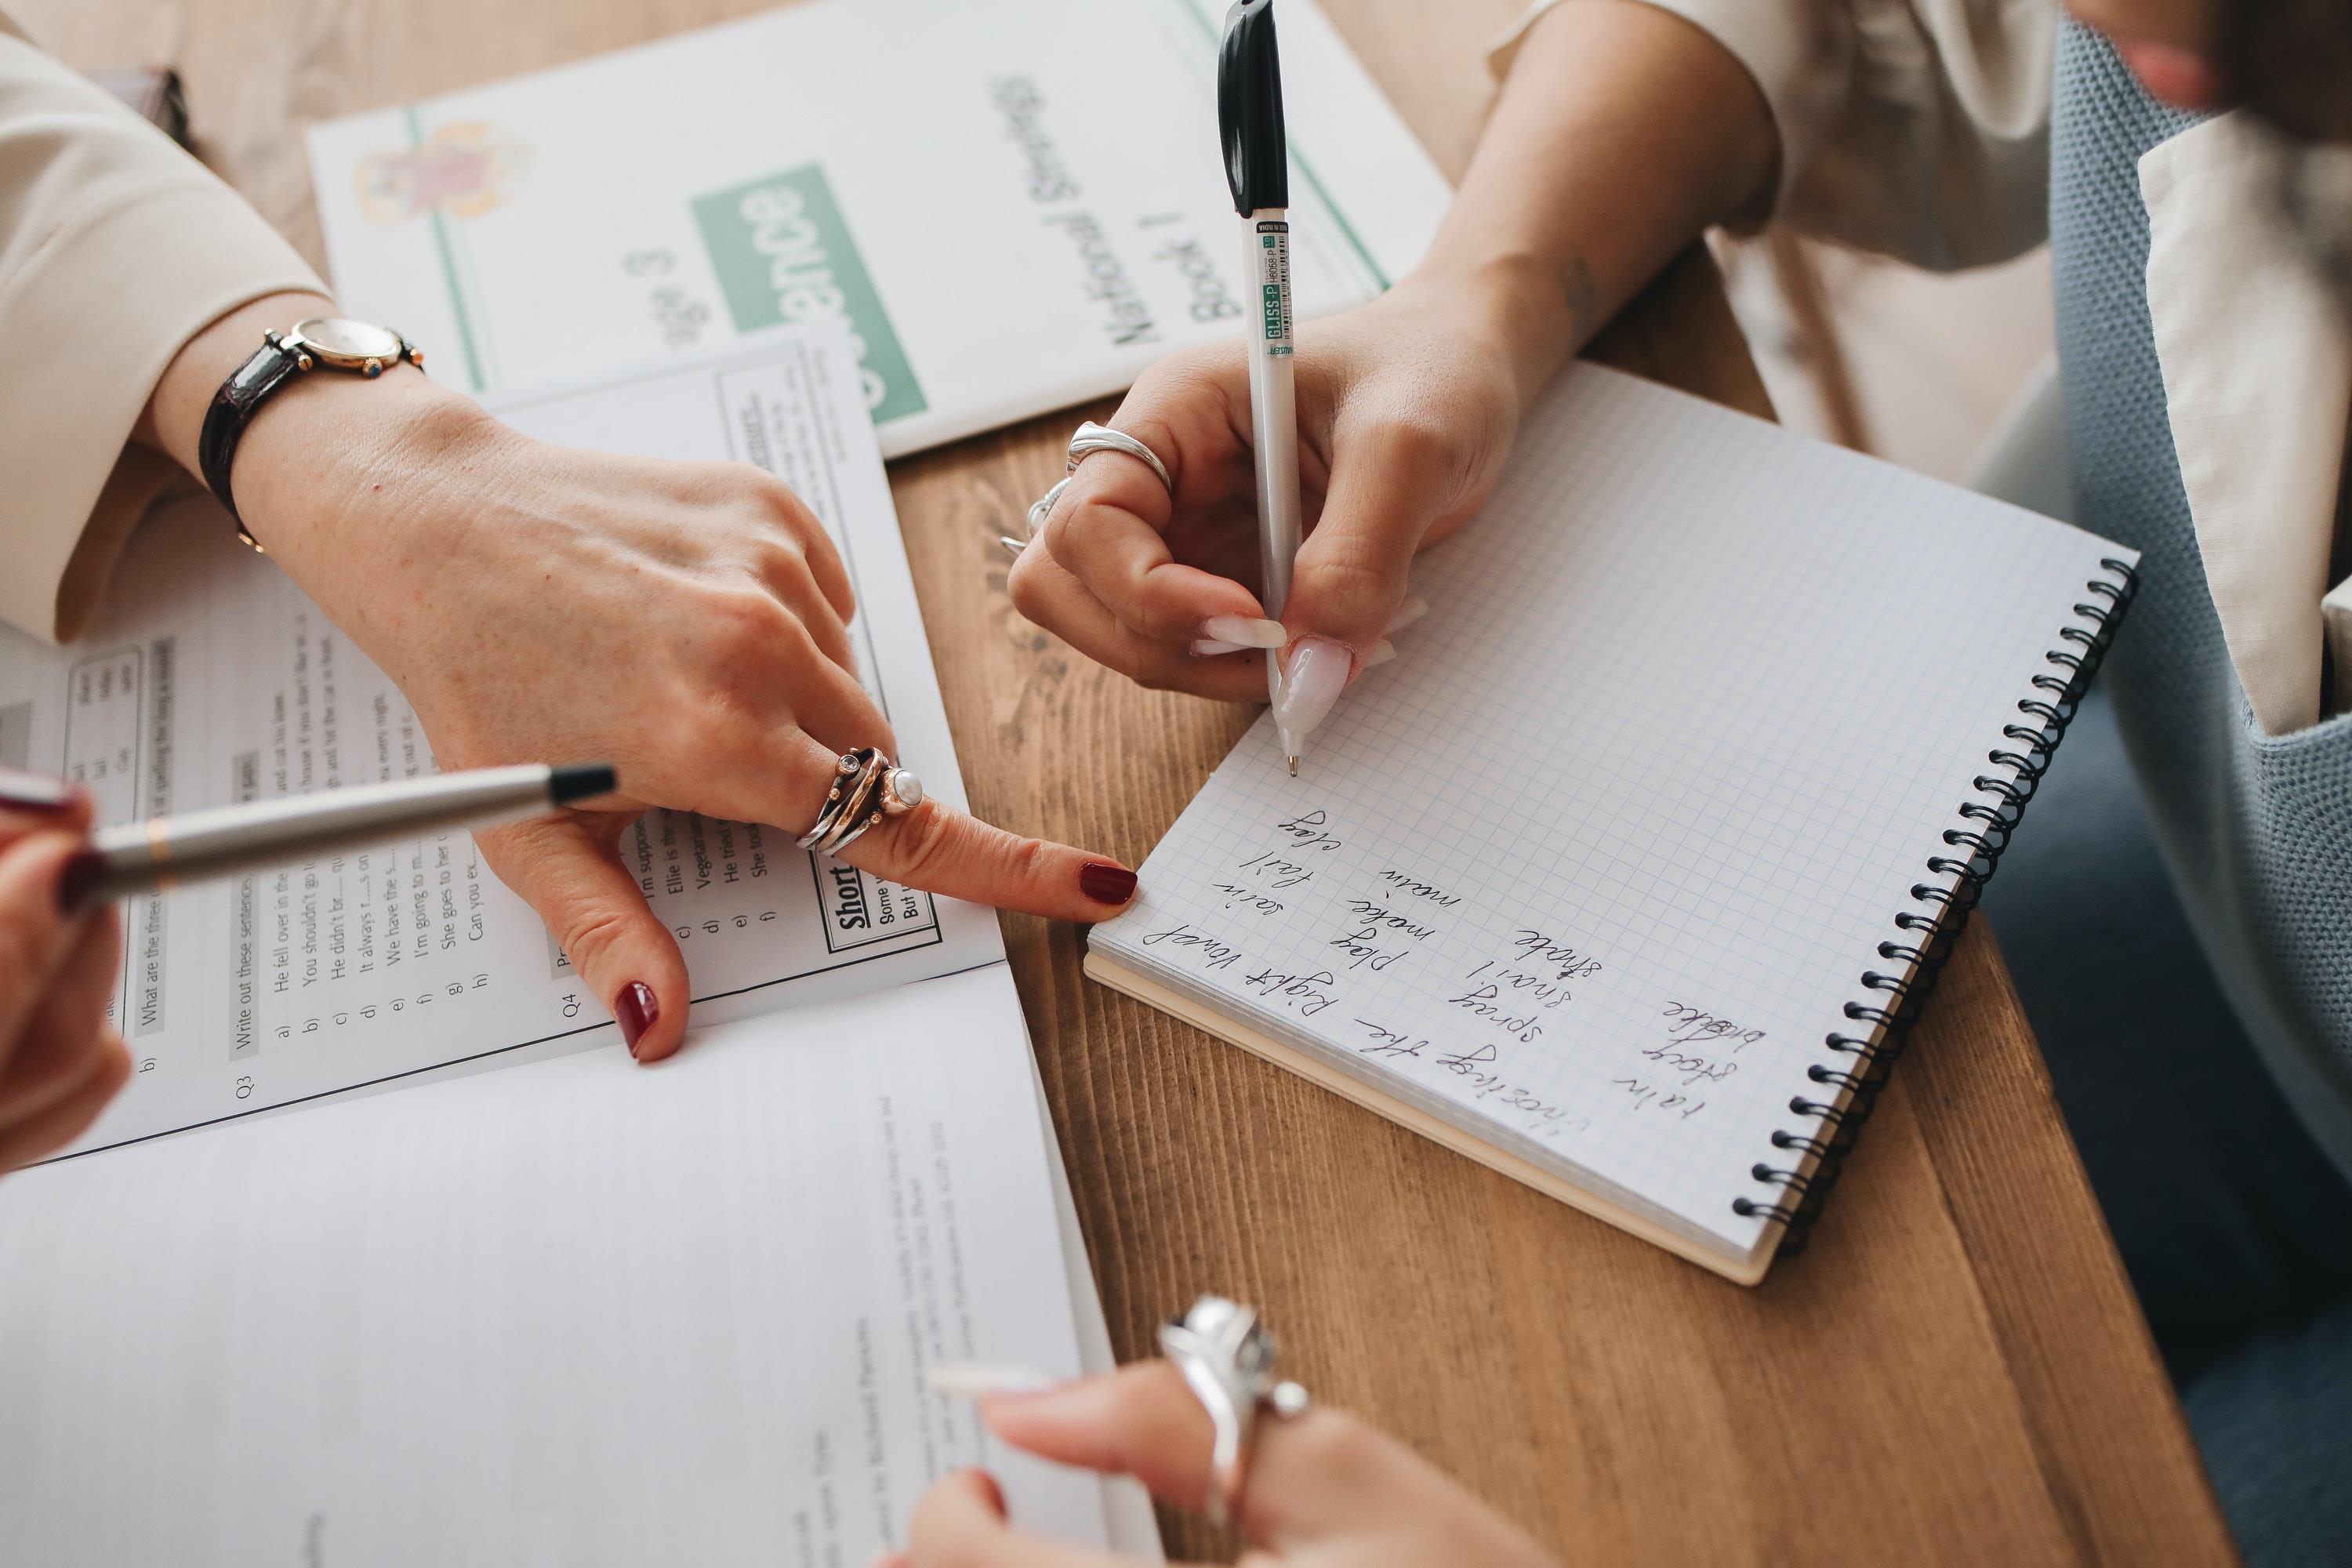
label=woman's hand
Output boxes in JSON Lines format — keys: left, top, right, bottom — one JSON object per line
{"left": 140, "top": 293, "right": 1141, "bottom": 1064}
{"left": 1007, "top": 0, "right": 1784, "bottom": 753}
{"left": 892, "top": 1361, "right": 1560, "bottom": 1568}
{"left": 1008, "top": 277, "right": 1530, "bottom": 741}
{"left": 0, "top": 772, "right": 131, "bottom": 1174}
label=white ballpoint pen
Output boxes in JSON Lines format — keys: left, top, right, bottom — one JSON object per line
{"left": 1219, "top": 0, "right": 1307, "bottom": 774}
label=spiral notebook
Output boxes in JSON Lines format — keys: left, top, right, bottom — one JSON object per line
{"left": 1084, "top": 364, "right": 2136, "bottom": 1284}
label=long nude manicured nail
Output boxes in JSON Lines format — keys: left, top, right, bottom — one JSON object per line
{"left": 1272, "top": 636, "right": 1352, "bottom": 756}
{"left": 1384, "top": 596, "right": 1429, "bottom": 635}
{"left": 931, "top": 1363, "right": 1059, "bottom": 1398}
{"left": 1190, "top": 638, "right": 1250, "bottom": 657}
{"left": 1363, "top": 639, "right": 1398, "bottom": 668}
{"left": 1198, "top": 615, "right": 1287, "bottom": 649}
{"left": 0, "top": 767, "right": 77, "bottom": 813}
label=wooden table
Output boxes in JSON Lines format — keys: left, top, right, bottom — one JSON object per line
{"left": 26, "top": 0, "right": 2241, "bottom": 1561}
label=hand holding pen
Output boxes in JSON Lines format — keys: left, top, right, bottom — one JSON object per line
{"left": 0, "top": 761, "right": 615, "bottom": 1171}
{"left": 0, "top": 769, "right": 129, "bottom": 1174}
{"left": 1007, "top": 2, "right": 1523, "bottom": 762}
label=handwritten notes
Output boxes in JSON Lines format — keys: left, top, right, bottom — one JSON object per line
{"left": 1090, "top": 363, "right": 2133, "bottom": 1266}
{"left": 1124, "top": 799, "right": 1778, "bottom": 1158}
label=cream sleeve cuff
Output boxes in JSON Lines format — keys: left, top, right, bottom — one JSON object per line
{"left": 1486, "top": 0, "right": 1842, "bottom": 225}
{"left": 0, "top": 30, "right": 326, "bottom": 644}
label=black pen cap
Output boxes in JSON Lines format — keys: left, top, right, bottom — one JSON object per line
{"left": 549, "top": 763, "right": 619, "bottom": 806}
{"left": 1218, "top": 0, "right": 1289, "bottom": 216}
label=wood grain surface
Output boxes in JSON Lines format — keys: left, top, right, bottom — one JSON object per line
{"left": 18, "top": 0, "right": 2239, "bottom": 1560}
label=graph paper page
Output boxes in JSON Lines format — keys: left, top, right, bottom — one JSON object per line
{"left": 1091, "top": 363, "right": 2132, "bottom": 1265}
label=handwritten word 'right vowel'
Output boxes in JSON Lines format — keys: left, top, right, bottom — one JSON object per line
{"left": 1139, "top": 922, "right": 1245, "bottom": 971}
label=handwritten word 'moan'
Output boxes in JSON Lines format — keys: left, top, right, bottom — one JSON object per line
{"left": 1377, "top": 868, "right": 1461, "bottom": 906}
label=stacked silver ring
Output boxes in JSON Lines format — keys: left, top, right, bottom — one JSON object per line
{"left": 794, "top": 747, "right": 924, "bottom": 857}
{"left": 1159, "top": 1295, "right": 1312, "bottom": 1530}
{"left": 1003, "top": 420, "right": 1178, "bottom": 558}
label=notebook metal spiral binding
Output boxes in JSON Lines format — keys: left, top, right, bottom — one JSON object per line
{"left": 1731, "top": 555, "right": 2142, "bottom": 1253}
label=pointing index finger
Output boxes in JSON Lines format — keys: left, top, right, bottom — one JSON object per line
{"left": 837, "top": 797, "right": 1138, "bottom": 924}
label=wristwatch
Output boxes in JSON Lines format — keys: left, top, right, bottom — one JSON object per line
{"left": 198, "top": 317, "right": 423, "bottom": 551}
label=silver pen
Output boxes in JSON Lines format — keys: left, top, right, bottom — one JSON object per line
{"left": 1221, "top": 0, "right": 1305, "bottom": 774}
{"left": 85, "top": 762, "right": 616, "bottom": 903}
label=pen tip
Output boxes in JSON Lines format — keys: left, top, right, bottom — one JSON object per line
{"left": 549, "top": 763, "right": 619, "bottom": 806}
{"left": 1287, "top": 756, "right": 1299, "bottom": 776}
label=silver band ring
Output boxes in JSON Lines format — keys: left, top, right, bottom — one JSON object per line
{"left": 1158, "top": 1295, "right": 1312, "bottom": 1531}
{"left": 1067, "top": 420, "right": 1174, "bottom": 491}
{"left": 795, "top": 747, "right": 925, "bottom": 857}
{"left": 1018, "top": 421, "right": 1176, "bottom": 551}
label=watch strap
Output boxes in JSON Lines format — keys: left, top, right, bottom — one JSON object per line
{"left": 198, "top": 333, "right": 304, "bottom": 547}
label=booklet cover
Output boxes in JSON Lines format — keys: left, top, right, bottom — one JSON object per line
{"left": 307, "top": 0, "right": 1450, "bottom": 456}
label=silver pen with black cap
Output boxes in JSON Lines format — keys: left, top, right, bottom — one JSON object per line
{"left": 84, "top": 762, "right": 617, "bottom": 903}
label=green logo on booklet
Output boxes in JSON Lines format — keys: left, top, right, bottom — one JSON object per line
{"left": 693, "top": 165, "right": 927, "bottom": 425}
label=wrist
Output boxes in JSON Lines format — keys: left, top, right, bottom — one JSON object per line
{"left": 137, "top": 290, "right": 337, "bottom": 474}
{"left": 229, "top": 367, "right": 497, "bottom": 566}
{"left": 1391, "top": 255, "right": 1581, "bottom": 407}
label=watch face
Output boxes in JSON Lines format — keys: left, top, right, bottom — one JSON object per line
{"left": 292, "top": 317, "right": 404, "bottom": 364}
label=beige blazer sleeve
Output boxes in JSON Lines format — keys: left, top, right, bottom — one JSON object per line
{"left": 1493, "top": 0, "right": 2056, "bottom": 270}
{"left": 0, "top": 13, "right": 325, "bottom": 645}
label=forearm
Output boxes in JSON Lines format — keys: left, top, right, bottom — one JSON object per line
{"left": 1413, "top": 0, "right": 1778, "bottom": 404}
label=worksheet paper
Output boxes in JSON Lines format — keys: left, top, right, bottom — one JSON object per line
{"left": 0, "top": 967, "right": 1121, "bottom": 1566}
{"left": 304, "top": 0, "right": 1448, "bottom": 456}
{"left": 1088, "top": 365, "right": 2135, "bottom": 1279}
{"left": 0, "top": 328, "right": 1000, "bottom": 1157}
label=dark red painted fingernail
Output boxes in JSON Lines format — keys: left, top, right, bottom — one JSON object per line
{"left": 1078, "top": 862, "right": 1137, "bottom": 906}
{"left": 615, "top": 982, "right": 658, "bottom": 1058}
{"left": 56, "top": 849, "right": 107, "bottom": 916}
{"left": 0, "top": 768, "right": 76, "bottom": 813}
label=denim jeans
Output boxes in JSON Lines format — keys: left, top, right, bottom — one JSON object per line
{"left": 1985, "top": 683, "right": 2352, "bottom": 1568}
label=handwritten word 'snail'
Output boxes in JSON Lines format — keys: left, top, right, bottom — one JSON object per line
{"left": 931, "top": 1363, "right": 1059, "bottom": 1399}
{"left": 1198, "top": 615, "right": 1287, "bottom": 649}
{"left": 1383, "top": 596, "right": 1429, "bottom": 636}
